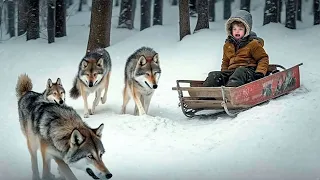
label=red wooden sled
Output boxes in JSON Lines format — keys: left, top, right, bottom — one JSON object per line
{"left": 172, "top": 63, "right": 303, "bottom": 118}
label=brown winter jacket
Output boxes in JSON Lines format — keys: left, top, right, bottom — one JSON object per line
{"left": 221, "top": 36, "right": 269, "bottom": 75}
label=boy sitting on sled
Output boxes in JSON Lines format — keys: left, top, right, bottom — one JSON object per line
{"left": 203, "top": 10, "right": 269, "bottom": 87}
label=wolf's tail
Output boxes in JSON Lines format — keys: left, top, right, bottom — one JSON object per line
{"left": 69, "top": 76, "right": 80, "bottom": 99}
{"left": 16, "top": 73, "right": 33, "bottom": 99}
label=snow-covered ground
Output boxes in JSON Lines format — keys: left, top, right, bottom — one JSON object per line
{"left": 0, "top": 0, "right": 319, "bottom": 179}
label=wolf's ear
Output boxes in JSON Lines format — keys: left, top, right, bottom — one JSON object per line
{"left": 97, "top": 58, "right": 104, "bottom": 67}
{"left": 70, "top": 129, "right": 84, "bottom": 147}
{"left": 153, "top": 53, "right": 159, "bottom": 64}
{"left": 81, "top": 60, "right": 88, "bottom": 69}
{"left": 138, "top": 56, "right": 147, "bottom": 66}
{"left": 93, "top": 123, "right": 104, "bottom": 138}
{"left": 56, "top": 78, "right": 62, "bottom": 86}
{"left": 47, "top": 78, "right": 53, "bottom": 88}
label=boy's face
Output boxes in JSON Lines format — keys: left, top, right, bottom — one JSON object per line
{"left": 232, "top": 24, "right": 245, "bottom": 40}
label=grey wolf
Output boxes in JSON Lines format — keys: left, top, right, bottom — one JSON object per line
{"left": 15, "top": 73, "right": 66, "bottom": 104}
{"left": 121, "top": 46, "right": 161, "bottom": 116}
{"left": 203, "top": 10, "right": 269, "bottom": 87}
{"left": 69, "top": 48, "right": 112, "bottom": 118}
{"left": 16, "top": 74, "right": 113, "bottom": 180}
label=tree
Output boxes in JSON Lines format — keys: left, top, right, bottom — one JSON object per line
{"left": 7, "top": 0, "right": 15, "bottom": 37}
{"left": 140, "top": 0, "right": 151, "bottom": 31}
{"left": 172, "top": 0, "right": 177, "bottom": 6}
{"left": 194, "top": 0, "right": 209, "bottom": 32}
{"left": 224, "top": 0, "right": 231, "bottom": 19}
{"left": 263, "top": 0, "right": 278, "bottom": 25}
{"left": 26, "top": 0, "right": 40, "bottom": 40}
{"left": 314, "top": 0, "right": 320, "bottom": 25}
{"left": 179, "top": 0, "right": 190, "bottom": 40}
{"left": 153, "top": 0, "right": 163, "bottom": 25}
{"left": 18, "top": 0, "right": 27, "bottom": 36}
{"left": 78, "top": 0, "right": 83, "bottom": 11}
{"left": 209, "top": 0, "right": 215, "bottom": 22}
{"left": 55, "top": 0, "right": 67, "bottom": 37}
{"left": 240, "top": 0, "right": 250, "bottom": 12}
{"left": 118, "top": 0, "right": 136, "bottom": 29}
{"left": 47, "top": 0, "right": 55, "bottom": 43}
{"left": 297, "top": 0, "right": 302, "bottom": 21}
{"left": 87, "top": 0, "right": 113, "bottom": 51}
{"left": 115, "top": 0, "right": 119, "bottom": 6}
{"left": 285, "top": 0, "right": 296, "bottom": 29}
{"left": 277, "top": 0, "right": 282, "bottom": 23}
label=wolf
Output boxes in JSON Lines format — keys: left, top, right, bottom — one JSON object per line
{"left": 15, "top": 73, "right": 66, "bottom": 105}
{"left": 121, "top": 47, "right": 161, "bottom": 116}
{"left": 16, "top": 74, "right": 113, "bottom": 180}
{"left": 70, "top": 48, "right": 112, "bottom": 118}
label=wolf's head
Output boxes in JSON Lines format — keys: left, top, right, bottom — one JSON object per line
{"left": 66, "top": 123, "right": 113, "bottom": 179}
{"left": 79, "top": 54, "right": 106, "bottom": 88}
{"left": 134, "top": 53, "right": 161, "bottom": 90}
{"left": 45, "top": 78, "right": 65, "bottom": 105}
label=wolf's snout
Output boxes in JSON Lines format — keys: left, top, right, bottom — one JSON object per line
{"left": 88, "top": 82, "right": 93, "bottom": 87}
{"left": 59, "top": 100, "right": 64, "bottom": 104}
{"left": 152, "top": 84, "right": 158, "bottom": 89}
{"left": 106, "top": 173, "right": 113, "bottom": 179}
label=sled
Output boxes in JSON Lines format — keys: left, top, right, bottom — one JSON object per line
{"left": 172, "top": 63, "right": 303, "bottom": 118}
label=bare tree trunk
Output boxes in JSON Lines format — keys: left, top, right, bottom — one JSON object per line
{"left": 297, "top": 0, "right": 302, "bottom": 21}
{"left": 55, "top": 0, "right": 66, "bottom": 37}
{"left": 69, "top": 0, "right": 73, "bottom": 6}
{"left": 87, "top": 0, "right": 113, "bottom": 51}
{"left": 179, "top": 0, "right": 190, "bottom": 40}
{"left": 26, "top": 0, "right": 40, "bottom": 40}
{"left": 153, "top": 0, "right": 163, "bottom": 25}
{"left": 209, "top": 0, "right": 215, "bottom": 22}
{"left": 172, "top": 0, "right": 177, "bottom": 6}
{"left": 314, "top": 0, "right": 320, "bottom": 25}
{"left": 240, "top": 0, "right": 250, "bottom": 12}
{"left": 18, "top": 0, "right": 27, "bottom": 36}
{"left": 285, "top": 0, "right": 296, "bottom": 29}
{"left": 140, "top": 0, "right": 151, "bottom": 30}
{"left": 7, "top": 0, "right": 15, "bottom": 37}
{"left": 115, "top": 0, "right": 119, "bottom": 6}
{"left": 263, "top": 0, "right": 278, "bottom": 25}
{"left": 277, "top": 0, "right": 282, "bottom": 23}
{"left": 194, "top": 0, "right": 209, "bottom": 32}
{"left": 118, "top": 0, "right": 136, "bottom": 29}
{"left": 47, "top": 0, "right": 55, "bottom": 43}
{"left": 224, "top": 0, "right": 231, "bottom": 19}
{"left": 78, "top": 0, "right": 83, "bottom": 11}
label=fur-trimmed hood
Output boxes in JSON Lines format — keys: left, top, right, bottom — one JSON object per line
{"left": 225, "top": 10, "right": 252, "bottom": 37}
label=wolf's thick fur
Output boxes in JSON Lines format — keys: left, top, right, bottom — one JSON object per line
{"left": 121, "top": 46, "right": 161, "bottom": 116}
{"left": 16, "top": 75, "right": 112, "bottom": 180}
{"left": 69, "top": 48, "right": 112, "bottom": 118}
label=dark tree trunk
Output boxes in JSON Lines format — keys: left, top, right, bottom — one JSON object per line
{"left": 18, "top": 0, "right": 27, "bottom": 36}
{"left": 87, "top": 0, "right": 113, "bottom": 51}
{"left": 263, "top": 0, "right": 278, "bottom": 25}
{"left": 297, "top": 0, "right": 302, "bottom": 21}
{"left": 55, "top": 0, "right": 67, "bottom": 37}
{"left": 47, "top": 0, "right": 55, "bottom": 43}
{"left": 69, "top": 0, "right": 73, "bottom": 6}
{"left": 209, "top": 0, "right": 215, "bottom": 22}
{"left": 172, "top": 0, "right": 177, "bottom": 6}
{"left": 194, "top": 0, "right": 209, "bottom": 32}
{"left": 179, "top": 0, "right": 190, "bottom": 40}
{"left": 115, "top": 0, "right": 119, "bottom": 6}
{"left": 277, "top": 0, "right": 282, "bottom": 23}
{"left": 140, "top": 0, "right": 151, "bottom": 31}
{"left": 285, "top": 0, "right": 296, "bottom": 29}
{"left": 7, "top": 0, "right": 15, "bottom": 37}
{"left": 153, "top": 0, "right": 163, "bottom": 25}
{"left": 118, "top": 0, "right": 136, "bottom": 29}
{"left": 314, "top": 0, "right": 320, "bottom": 25}
{"left": 224, "top": 0, "right": 231, "bottom": 19}
{"left": 26, "top": 0, "right": 40, "bottom": 40}
{"left": 78, "top": 0, "right": 83, "bottom": 11}
{"left": 240, "top": 0, "right": 250, "bottom": 12}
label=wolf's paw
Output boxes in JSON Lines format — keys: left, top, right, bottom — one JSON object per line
{"left": 32, "top": 175, "right": 41, "bottom": 180}
{"left": 89, "top": 108, "right": 95, "bottom": 115}
{"left": 138, "top": 111, "right": 146, "bottom": 116}
{"left": 42, "top": 173, "right": 56, "bottom": 180}
{"left": 84, "top": 112, "right": 89, "bottom": 118}
{"left": 101, "top": 97, "right": 107, "bottom": 104}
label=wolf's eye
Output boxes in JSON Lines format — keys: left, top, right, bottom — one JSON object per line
{"left": 88, "top": 155, "right": 94, "bottom": 159}
{"left": 93, "top": 73, "right": 97, "bottom": 77}
{"left": 145, "top": 73, "right": 150, "bottom": 76}
{"left": 53, "top": 92, "right": 57, "bottom": 95}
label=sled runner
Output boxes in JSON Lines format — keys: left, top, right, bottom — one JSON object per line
{"left": 172, "top": 63, "right": 303, "bottom": 118}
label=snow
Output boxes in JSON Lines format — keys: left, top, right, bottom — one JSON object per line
{"left": 0, "top": 0, "right": 319, "bottom": 180}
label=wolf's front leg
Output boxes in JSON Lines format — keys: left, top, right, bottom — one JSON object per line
{"left": 143, "top": 93, "right": 154, "bottom": 114}
{"left": 54, "top": 158, "right": 78, "bottom": 180}
{"left": 91, "top": 89, "right": 102, "bottom": 115}
{"left": 101, "top": 72, "right": 111, "bottom": 104}
{"left": 132, "top": 88, "right": 146, "bottom": 116}
{"left": 80, "top": 86, "right": 89, "bottom": 118}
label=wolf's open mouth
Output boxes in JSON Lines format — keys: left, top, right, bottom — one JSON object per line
{"left": 86, "top": 168, "right": 99, "bottom": 179}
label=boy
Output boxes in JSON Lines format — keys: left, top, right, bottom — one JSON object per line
{"left": 203, "top": 10, "right": 269, "bottom": 87}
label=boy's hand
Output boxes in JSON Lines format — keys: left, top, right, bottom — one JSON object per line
{"left": 254, "top": 72, "right": 265, "bottom": 80}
